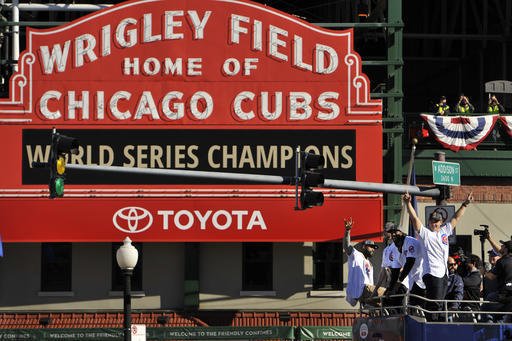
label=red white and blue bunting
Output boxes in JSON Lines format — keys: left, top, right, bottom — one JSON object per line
{"left": 420, "top": 114, "right": 499, "bottom": 151}
{"left": 499, "top": 116, "right": 512, "bottom": 137}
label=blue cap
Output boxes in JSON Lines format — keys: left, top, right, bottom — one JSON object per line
{"left": 488, "top": 249, "right": 500, "bottom": 257}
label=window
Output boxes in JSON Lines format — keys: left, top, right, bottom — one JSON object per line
{"left": 313, "top": 242, "right": 343, "bottom": 290}
{"left": 41, "top": 243, "right": 72, "bottom": 292}
{"left": 242, "top": 243, "right": 273, "bottom": 291}
{"left": 111, "top": 242, "right": 143, "bottom": 291}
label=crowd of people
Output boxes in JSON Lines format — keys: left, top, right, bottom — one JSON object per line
{"left": 433, "top": 94, "right": 505, "bottom": 115}
{"left": 343, "top": 193, "right": 512, "bottom": 323}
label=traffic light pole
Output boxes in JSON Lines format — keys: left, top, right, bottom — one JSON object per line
{"left": 67, "top": 164, "right": 291, "bottom": 184}
{"left": 66, "top": 164, "right": 440, "bottom": 198}
{"left": 321, "top": 178, "right": 438, "bottom": 197}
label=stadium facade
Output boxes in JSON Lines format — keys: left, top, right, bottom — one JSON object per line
{"left": 0, "top": 0, "right": 511, "bottom": 335}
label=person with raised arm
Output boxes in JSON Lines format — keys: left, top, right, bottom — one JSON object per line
{"left": 403, "top": 191, "right": 473, "bottom": 320}
{"left": 343, "top": 217, "right": 383, "bottom": 306}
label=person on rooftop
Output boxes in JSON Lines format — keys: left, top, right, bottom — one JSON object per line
{"left": 433, "top": 96, "right": 450, "bottom": 116}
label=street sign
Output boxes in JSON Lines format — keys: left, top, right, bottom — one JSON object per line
{"left": 432, "top": 160, "right": 460, "bottom": 186}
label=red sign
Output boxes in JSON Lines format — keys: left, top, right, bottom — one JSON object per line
{"left": 0, "top": 197, "right": 381, "bottom": 242}
{"left": 0, "top": 0, "right": 383, "bottom": 242}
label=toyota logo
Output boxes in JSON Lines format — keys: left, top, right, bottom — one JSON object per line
{"left": 113, "top": 207, "right": 153, "bottom": 233}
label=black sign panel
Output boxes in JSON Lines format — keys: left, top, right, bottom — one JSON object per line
{"left": 22, "top": 129, "right": 356, "bottom": 184}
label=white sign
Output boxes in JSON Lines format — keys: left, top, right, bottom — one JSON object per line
{"left": 432, "top": 160, "right": 460, "bottom": 186}
{"left": 131, "top": 324, "right": 146, "bottom": 341}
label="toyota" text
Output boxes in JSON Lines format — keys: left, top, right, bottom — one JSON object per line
{"left": 157, "top": 210, "right": 267, "bottom": 230}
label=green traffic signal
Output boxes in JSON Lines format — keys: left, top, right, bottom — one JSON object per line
{"left": 49, "top": 175, "right": 64, "bottom": 198}
{"left": 54, "top": 177, "right": 64, "bottom": 197}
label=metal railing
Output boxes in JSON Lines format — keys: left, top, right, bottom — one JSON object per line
{"left": 362, "top": 292, "right": 512, "bottom": 323}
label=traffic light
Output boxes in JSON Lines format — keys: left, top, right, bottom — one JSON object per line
{"left": 436, "top": 184, "right": 451, "bottom": 203}
{"left": 49, "top": 130, "right": 78, "bottom": 198}
{"left": 299, "top": 152, "right": 325, "bottom": 209}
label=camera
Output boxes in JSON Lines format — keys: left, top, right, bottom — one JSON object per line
{"left": 474, "top": 229, "right": 487, "bottom": 237}
{"left": 454, "top": 246, "right": 468, "bottom": 263}
{"left": 474, "top": 224, "right": 489, "bottom": 238}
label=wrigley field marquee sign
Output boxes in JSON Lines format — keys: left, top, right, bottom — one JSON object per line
{"left": 0, "top": 0, "right": 383, "bottom": 242}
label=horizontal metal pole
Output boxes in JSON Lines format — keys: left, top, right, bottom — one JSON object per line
{"left": 3, "top": 3, "right": 111, "bottom": 11}
{"left": 0, "top": 21, "right": 69, "bottom": 27}
{"left": 314, "top": 22, "right": 404, "bottom": 28}
{"left": 67, "top": 164, "right": 440, "bottom": 198}
{"left": 404, "top": 33, "right": 503, "bottom": 41}
{"left": 322, "top": 179, "right": 439, "bottom": 198}
{"left": 363, "top": 60, "right": 404, "bottom": 66}
{"left": 67, "top": 164, "right": 290, "bottom": 185}
{"left": 370, "top": 91, "right": 404, "bottom": 98}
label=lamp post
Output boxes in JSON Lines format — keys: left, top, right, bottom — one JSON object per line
{"left": 116, "top": 237, "right": 139, "bottom": 341}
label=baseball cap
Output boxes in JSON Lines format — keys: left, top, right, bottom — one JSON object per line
{"left": 488, "top": 249, "right": 500, "bottom": 257}
{"left": 363, "top": 240, "right": 379, "bottom": 249}
{"left": 500, "top": 240, "right": 512, "bottom": 251}
{"left": 384, "top": 222, "right": 398, "bottom": 232}
{"left": 429, "top": 211, "right": 444, "bottom": 222}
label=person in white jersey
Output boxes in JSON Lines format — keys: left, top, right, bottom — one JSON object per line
{"left": 373, "top": 222, "right": 400, "bottom": 297}
{"left": 343, "top": 217, "right": 384, "bottom": 306}
{"left": 403, "top": 191, "right": 473, "bottom": 321}
{"left": 386, "top": 226, "right": 426, "bottom": 309}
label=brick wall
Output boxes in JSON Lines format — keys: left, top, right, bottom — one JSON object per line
{"left": 451, "top": 185, "right": 512, "bottom": 203}
{"left": 413, "top": 177, "right": 512, "bottom": 203}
